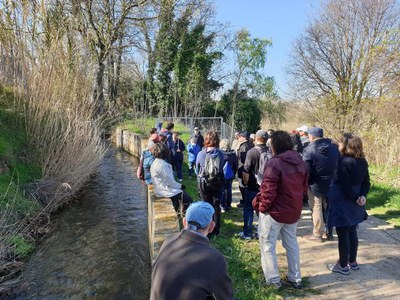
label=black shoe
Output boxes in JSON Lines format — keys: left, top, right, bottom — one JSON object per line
{"left": 237, "top": 203, "right": 244, "bottom": 208}
{"left": 284, "top": 276, "right": 302, "bottom": 289}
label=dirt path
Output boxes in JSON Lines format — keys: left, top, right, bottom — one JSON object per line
{"left": 231, "top": 182, "right": 400, "bottom": 300}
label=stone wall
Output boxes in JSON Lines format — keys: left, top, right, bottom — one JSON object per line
{"left": 112, "top": 127, "right": 179, "bottom": 262}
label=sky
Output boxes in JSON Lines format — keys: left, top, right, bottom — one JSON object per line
{"left": 214, "top": 0, "right": 321, "bottom": 98}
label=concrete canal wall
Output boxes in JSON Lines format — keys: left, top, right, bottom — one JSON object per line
{"left": 112, "top": 127, "right": 180, "bottom": 262}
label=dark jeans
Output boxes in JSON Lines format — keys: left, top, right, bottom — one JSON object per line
{"left": 336, "top": 225, "right": 358, "bottom": 267}
{"left": 198, "top": 179, "right": 223, "bottom": 235}
{"left": 243, "top": 189, "right": 258, "bottom": 237}
{"left": 239, "top": 185, "right": 246, "bottom": 206}
{"left": 188, "top": 161, "right": 195, "bottom": 177}
{"left": 221, "top": 180, "right": 233, "bottom": 209}
{"left": 173, "top": 158, "right": 183, "bottom": 180}
{"left": 170, "top": 191, "right": 193, "bottom": 229}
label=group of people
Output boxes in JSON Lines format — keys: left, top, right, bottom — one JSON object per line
{"left": 140, "top": 122, "right": 370, "bottom": 299}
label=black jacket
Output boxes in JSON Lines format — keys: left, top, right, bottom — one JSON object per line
{"left": 237, "top": 140, "right": 250, "bottom": 179}
{"left": 302, "top": 138, "right": 340, "bottom": 196}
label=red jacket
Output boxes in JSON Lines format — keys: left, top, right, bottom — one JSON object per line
{"left": 253, "top": 150, "right": 308, "bottom": 224}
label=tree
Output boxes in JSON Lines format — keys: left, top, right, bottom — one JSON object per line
{"left": 74, "top": 0, "right": 147, "bottom": 115}
{"left": 288, "top": 0, "right": 399, "bottom": 132}
{"left": 229, "top": 29, "right": 272, "bottom": 132}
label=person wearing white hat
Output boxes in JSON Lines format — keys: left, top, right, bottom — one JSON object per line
{"left": 296, "top": 125, "right": 310, "bottom": 148}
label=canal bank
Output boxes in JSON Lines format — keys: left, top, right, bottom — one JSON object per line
{"left": 12, "top": 150, "right": 151, "bottom": 299}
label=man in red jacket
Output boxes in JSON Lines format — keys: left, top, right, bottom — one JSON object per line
{"left": 253, "top": 131, "right": 308, "bottom": 289}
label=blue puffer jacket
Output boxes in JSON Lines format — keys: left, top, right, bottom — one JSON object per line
{"left": 187, "top": 143, "right": 201, "bottom": 163}
{"left": 302, "top": 138, "right": 340, "bottom": 196}
{"left": 142, "top": 149, "right": 156, "bottom": 185}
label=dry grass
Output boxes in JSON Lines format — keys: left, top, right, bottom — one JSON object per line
{"left": 21, "top": 45, "right": 107, "bottom": 213}
{"left": 0, "top": 10, "right": 107, "bottom": 293}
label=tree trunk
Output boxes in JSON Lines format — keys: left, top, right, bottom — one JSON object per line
{"left": 93, "top": 59, "right": 105, "bottom": 116}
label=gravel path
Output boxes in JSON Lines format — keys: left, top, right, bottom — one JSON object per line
{"left": 231, "top": 181, "right": 400, "bottom": 300}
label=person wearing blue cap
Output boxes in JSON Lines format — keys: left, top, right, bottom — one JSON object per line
{"left": 150, "top": 201, "right": 233, "bottom": 300}
{"left": 302, "top": 127, "right": 340, "bottom": 242}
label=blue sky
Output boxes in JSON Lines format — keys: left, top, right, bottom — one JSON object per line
{"left": 214, "top": 0, "right": 321, "bottom": 97}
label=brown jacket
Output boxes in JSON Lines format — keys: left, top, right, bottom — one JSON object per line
{"left": 150, "top": 229, "right": 233, "bottom": 300}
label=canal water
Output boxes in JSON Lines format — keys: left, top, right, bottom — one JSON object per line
{"left": 14, "top": 149, "right": 150, "bottom": 299}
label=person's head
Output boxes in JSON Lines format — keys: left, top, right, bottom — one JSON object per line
{"left": 249, "top": 133, "right": 255, "bottom": 141}
{"left": 255, "top": 129, "right": 268, "bottom": 145}
{"left": 148, "top": 133, "right": 160, "bottom": 148}
{"left": 153, "top": 143, "right": 170, "bottom": 160}
{"left": 165, "top": 121, "right": 174, "bottom": 131}
{"left": 238, "top": 131, "right": 248, "bottom": 142}
{"left": 190, "top": 137, "right": 196, "bottom": 145}
{"left": 204, "top": 131, "right": 220, "bottom": 148}
{"left": 307, "top": 127, "right": 323, "bottom": 142}
{"left": 194, "top": 127, "right": 200, "bottom": 134}
{"left": 296, "top": 125, "right": 308, "bottom": 137}
{"left": 159, "top": 129, "right": 168, "bottom": 141}
{"left": 270, "top": 130, "right": 294, "bottom": 155}
{"left": 183, "top": 201, "right": 215, "bottom": 236}
{"left": 339, "top": 133, "right": 365, "bottom": 158}
{"left": 234, "top": 132, "right": 240, "bottom": 140}
{"left": 219, "top": 139, "right": 230, "bottom": 151}
{"left": 173, "top": 132, "right": 179, "bottom": 140}
{"left": 150, "top": 127, "right": 157, "bottom": 135}
{"left": 267, "top": 129, "right": 275, "bottom": 136}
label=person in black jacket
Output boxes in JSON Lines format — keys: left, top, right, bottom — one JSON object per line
{"left": 327, "top": 133, "right": 370, "bottom": 275}
{"left": 192, "top": 127, "right": 204, "bottom": 149}
{"left": 220, "top": 139, "right": 238, "bottom": 212}
{"left": 172, "top": 132, "right": 185, "bottom": 182}
{"left": 302, "top": 127, "right": 340, "bottom": 242}
{"left": 241, "top": 130, "right": 270, "bottom": 239}
{"left": 236, "top": 131, "right": 250, "bottom": 208}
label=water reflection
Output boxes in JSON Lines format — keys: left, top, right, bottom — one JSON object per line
{"left": 15, "top": 150, "right": 150, "bottom": 299}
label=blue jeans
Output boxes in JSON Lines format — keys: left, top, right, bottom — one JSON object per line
{"left": 243, "top": 189, "right": 258, "bottom": 237}
{"left": 221, "top": 180, "right": 233, "bottom": 209}
{"left": 259, "top": 213, "right": 301, "bottom": 284}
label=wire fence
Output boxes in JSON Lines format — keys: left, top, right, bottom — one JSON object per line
{"left": 160, "top": 117, "right": 234, "bottom": 141}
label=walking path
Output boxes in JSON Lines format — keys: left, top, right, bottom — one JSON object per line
{"left": 231, "top": 182, "right": 400, "bottom": 300}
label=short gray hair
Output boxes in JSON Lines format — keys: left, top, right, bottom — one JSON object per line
{"left": 219, "top": 139, "right": 230, "bottom": 151}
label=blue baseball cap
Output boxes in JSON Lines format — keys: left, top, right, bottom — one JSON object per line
{"left": 185, "top": 201, "right": 215, "bottom": 230}
{"left": 308, "top": 127, "right": 324, "bottom": 138}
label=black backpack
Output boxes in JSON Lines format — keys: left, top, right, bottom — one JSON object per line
{"left": 199, "top": 150, "right": 223, "bottom": 184}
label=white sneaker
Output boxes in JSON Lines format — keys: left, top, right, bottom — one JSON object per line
{"left": 238, "top": 232, "right": 251, "bottom": 240}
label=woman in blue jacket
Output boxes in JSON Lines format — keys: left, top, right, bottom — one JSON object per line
{"left": 187, "top": 137, "right": 200, "bottom": 178}
{"left": 327, "top": 133, "right": 370, "bottom": 275}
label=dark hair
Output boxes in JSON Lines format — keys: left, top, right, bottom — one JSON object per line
{"left": 153, "top": 143, "right": 170, "bottom": 159}
{"left": 204, "top": 131, "right": 220, "bottom": 148}
{"left": 165, "top": 122, "right": 174, "bottom": 131}
{"left": 150, "top": 128, "right": 157, "bottom": 135}
{"left": 339, "top": 133, "right": 365, "bottom": 158}
{"left": 270, "top": 131, "right": 294, "bottom": 155}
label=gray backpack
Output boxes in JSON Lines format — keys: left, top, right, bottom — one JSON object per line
{"left": 255, "top": 146, "right": 272, "bottom": 185}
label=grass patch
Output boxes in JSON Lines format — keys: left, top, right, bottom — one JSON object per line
{"left": 0, "top": 88, "right": 41, "bottom": 260}
{"left": 118, "top": 118, "right": 192, "bottom": 144}
{"left": 367, "top": 182, "right": 400, "bottom": 228}
{"left": 8, "top": 235, "right": 35, "bottom": 259}
{"left": 366, "top": 165, "right": 400, "bottom": 228}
